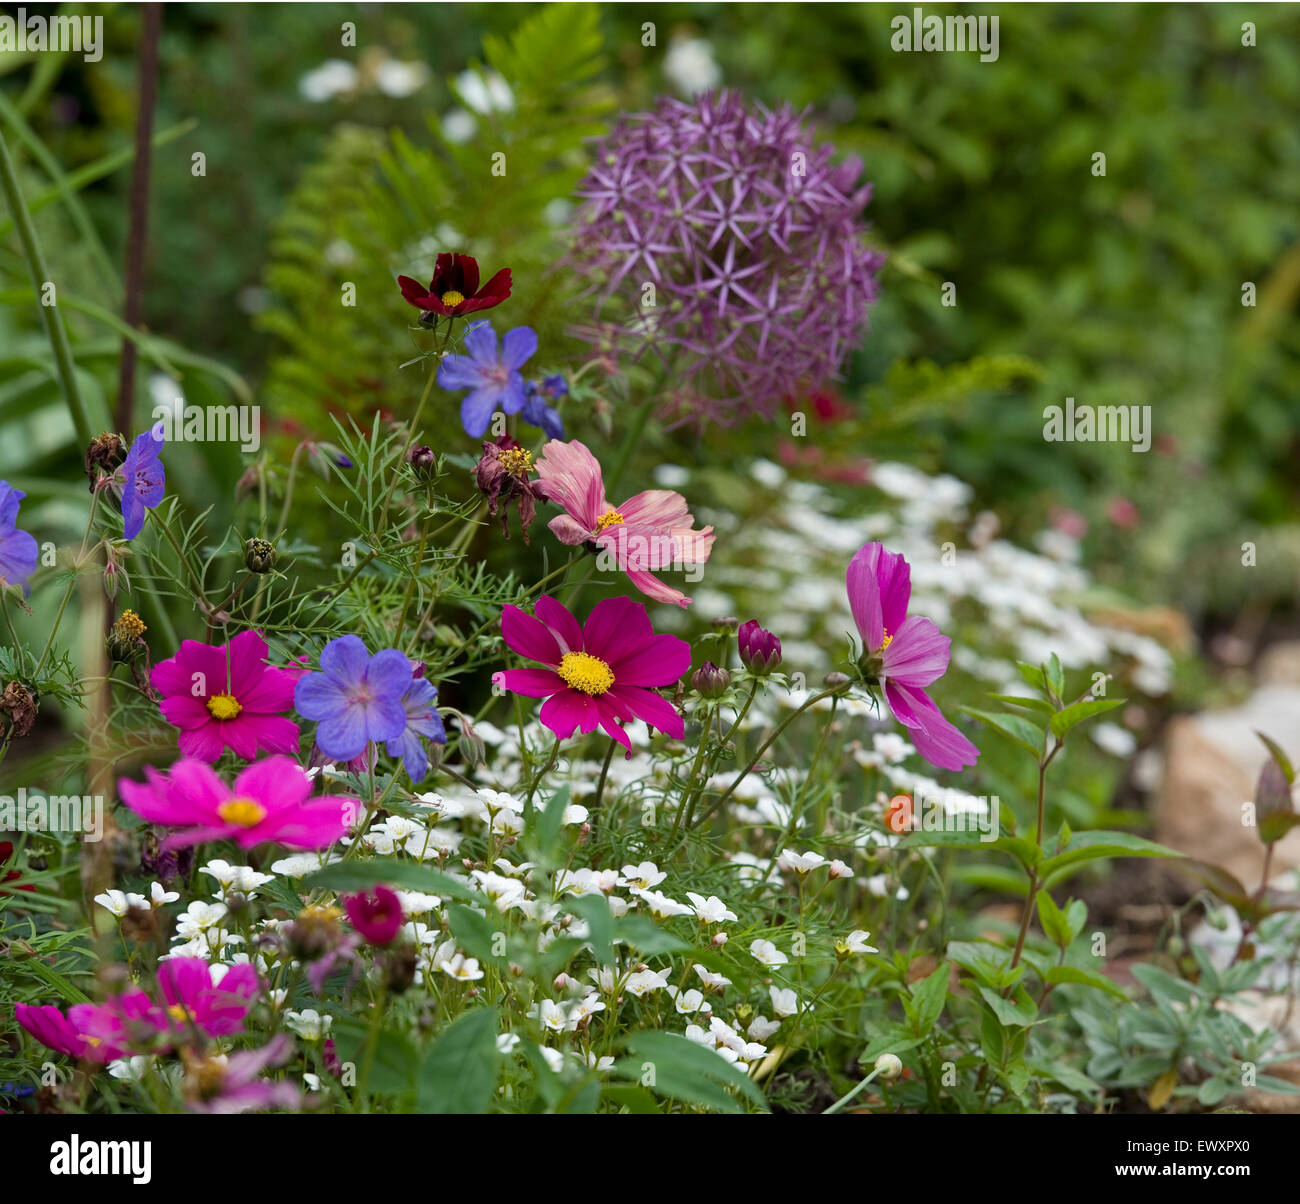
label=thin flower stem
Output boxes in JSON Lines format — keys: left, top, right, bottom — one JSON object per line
{"left": 822, "top": 1064, "right": 884, "bottom": 1115}
{"left": 0, "top": 127, "right": 98, "bottom": 446}
{"left": 692, "top": 684, "right": 849, "bottom": 829}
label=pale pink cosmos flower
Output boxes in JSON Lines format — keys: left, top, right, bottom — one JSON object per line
{"left": 847, "top": 542, "right": 979, "bottom": 772}
{"left": 532, "top": 439, "right": 714, "bottom": 608}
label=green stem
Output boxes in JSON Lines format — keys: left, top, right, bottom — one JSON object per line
{"left": 692, "top": 683, "right": 849, "bottom": 829}
{"left": 0, "top": 127, "right": 98, "bottom": 445}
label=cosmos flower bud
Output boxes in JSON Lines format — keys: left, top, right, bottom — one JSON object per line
{"left": 458, "top": 715, "right": 487, "bottom": 769}
{"left": 691, "top": 661, "right": 731, "bottom": 699}
{"left": 287, "top": 904, "right": 344, "bottom": 961}
{"left": 408, "top": 445, "right": 437, "bottom": 481}
{"left": 737, "top": 620, "right": 781, "bottom": 674}
{"left": 874, "top": 1053, "right": 904, "bottom": 1081}
{"left": 823, "top": 671, "right": 851, "bottom": 689}
{"left": 711, "top": 616, "right": 739, "bottom": 634}
{"left": 84, "top": 431, "right": 126, "bottom": 489}
{"left": 244, "top": 537, "right": 277, "bottom": 574}
{"left": 384, "top": 944, "right": 418, "bottom": 994}
{"left": 107, "top": 609, "right": 148, "bottom": 664}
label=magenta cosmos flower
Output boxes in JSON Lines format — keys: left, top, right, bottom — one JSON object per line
{"left": 847, "top": 542, "right": 978, "bottom": 772}
{"left": 533, "top": 439, "right": 714, "bottom": 609}
{"left": 343, "top": 885, "right": 403, "bottom": 946}
{"left": 492, "top": 595, "right": 689, "bottom": 755}
{"left": 16, "top": 959, "right": 260, "bottom": 1063}
{"left": 152, "top": 630, "right": 302, "bottom": 762}
{"left": 119, "top": 756, "right": 354, "bottom": 851}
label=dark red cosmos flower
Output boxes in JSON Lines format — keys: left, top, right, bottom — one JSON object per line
{"left": 0, "top": 841, "right": 34, "bottom": 894}
{"left": 398, "top": 253, "right": 512, "bottom": 318}
{"left": 342, "top": 886, "right": 403, "bottom": 946}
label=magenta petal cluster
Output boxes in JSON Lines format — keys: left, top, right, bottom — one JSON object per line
{"left": 152, "top": 629, "right": 303, "bottom": 762}
{"left": 491, "top": 595, "right": 689, "bottom": 755}
{"left": 16, "top": 959, "right": 260, "bottom": 1063}
{"left": 571, "top": 90, "right": 884, "bottom": 424}
{"left": 188, "top": 1033, "right": 303, "bottom": 1114}
{"left": 533, "top": 439, "right": 714, "bottom": 609}
{"left": 119, "top": 756, "right": 354, "bottom": 851}
{"left": 846, "top": 542, "right": 979, "bottom": 772}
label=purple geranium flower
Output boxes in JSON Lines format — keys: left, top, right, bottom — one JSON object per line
{"left": 293, "top": 635, "right": 410, "bottom": 762}
{"left": 436, "top": 321, "right": 538, "bottom": 438}
{"left": 118, "top": 427, "right": 166, "bottom": 540}
{"left": 0, "top": 481, "right": 39, "bottom": 597}
{"left": 386, "top": 672, "right": 446, "bottom": 782}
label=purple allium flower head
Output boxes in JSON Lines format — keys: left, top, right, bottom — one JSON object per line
{"left": 571, "top": 91, "right": 885, "bottom": 425}
{"left": 117, "top": 427, "right": 166, "bottom": 540}
{"left": 0, "top": 481, "right": 39, "bottom": 597}
{"left": 436, "top": 320, "right": 538, "bottom": 438}
{"left": 293, "top": 635, "right": 411, "bottom": 762}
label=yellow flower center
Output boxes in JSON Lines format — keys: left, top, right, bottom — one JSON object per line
{"left": 499, "top": 447, "right": 533, "bottom": 475}
{"left": 115, "top": 609, "right": 147, "bottom": 639}
{"left": 440, "top": 290, "right": 466, "bottom": 307}
{"left": 167, "top": 1004, "right": 193, "bottom": 1025}
{"left": 206, "top": 692, "right": 243, "bottom": 721}
{"left": 217, "top": 797, "right": 266, "bottom": 828}
{"left": 595, "top": 510, "right": 625, "bottom": 532}
{"left": 880, "top": 629, "right": 893, "bottom": 650}
{"left": 557, "top": 651, "right": 614, "bottom": 696}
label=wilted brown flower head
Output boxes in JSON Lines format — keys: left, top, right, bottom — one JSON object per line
{"left": 84, "top": 432, "right": 126, "bottom": 489}
{"left": 474, "top": 435, "right": 543, "bottom": 543}
{"left": 0, "top": 680, "right": 37, "bottom": 739}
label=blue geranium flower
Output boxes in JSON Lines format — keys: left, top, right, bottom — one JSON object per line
{"left": 0, "top": 481, "right": 39, "bottom": 597}
{"left": 118, "top": 427, "right": 166, "bottom": 541}
{"left": 385, "top": 673, "right": 447, "bottom": 782}
{"left": 436, "top": 321, "right": 538, "bottom": 438}
{"left": 520, "top": 375, "right": 567, "bottom": 440}
{"left": 294, "top": 635, "right": 411, "bottom": 762}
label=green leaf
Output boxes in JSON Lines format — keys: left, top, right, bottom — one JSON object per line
{"left": 988, "top": 693, "right": 1055, "bottom": 714}
{"left": 1037, "top": 830, "right": 1183, "bottom": 885}
{"left": 567, "top": 892, "right": 615, "bottom": 964}
{"left": 1016, "top": 661, "right": 1047, "bottom": 692}
{"left": 446, "top": 904, "right": 508, "bottom": 968}
{"left": 416, "top": 1007, "right": 500, "bottom": 1114}
{"left": 1257, "top": 731, "right": 1295, "bottom": 785}
{"left": 1045, "top": 965, "right": 1128, "bottom": 999}
{"left": 613, "top": 1031, "right": 767, "bottom": 1114}
{"left": 978, "top": 985, "right": 1038, "bottom": 1027}
{"left": 331, "top": 1020, "right": 419, "bottom": 1097}
{"left": 961, "top": 706, "right": 1044, "bottom": 756}
{"left": 301, "top": 860, "right": 483, "bottom": 902}
{"left": 1035, "top": 891, "right": 1071, "bottom": 948}
{"left": 1045, "top": 654, "right": 1065, "bottom": 700}
{"left": 528, "top": 784, "right": 571, "bottom": 856}
{"left": 1049, "top": 698, "right": 1125, "bottom": 738}
{"left": 908, "top": 963, "right": 949, "bottom": 1037}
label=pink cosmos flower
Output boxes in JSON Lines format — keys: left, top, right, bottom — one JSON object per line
{"left": 186, "top": 1033, "right": 303, "bottom": 1114}
{"left": 75, "top": 959, "right": 261, "bottom": 1057}
{"left": 16, "top": 959, "right": 260, "bottom": 1063}
{"left": 491, "top": 595, "right": 689, "bottom": 755}
{"left": 532, "top": 439, "right": 714, "bottom": 609}
{"left": 14, "top": 1003, "right": 100, "bottom": 1061}
{"left": 846, "top": 542, "right": 979, "bottom": 772}
{"left": 152, "top": 630, "right": 303, "bottom": 762}
{"left": 119, "top": 756, "right": 354, "bottom": 851}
